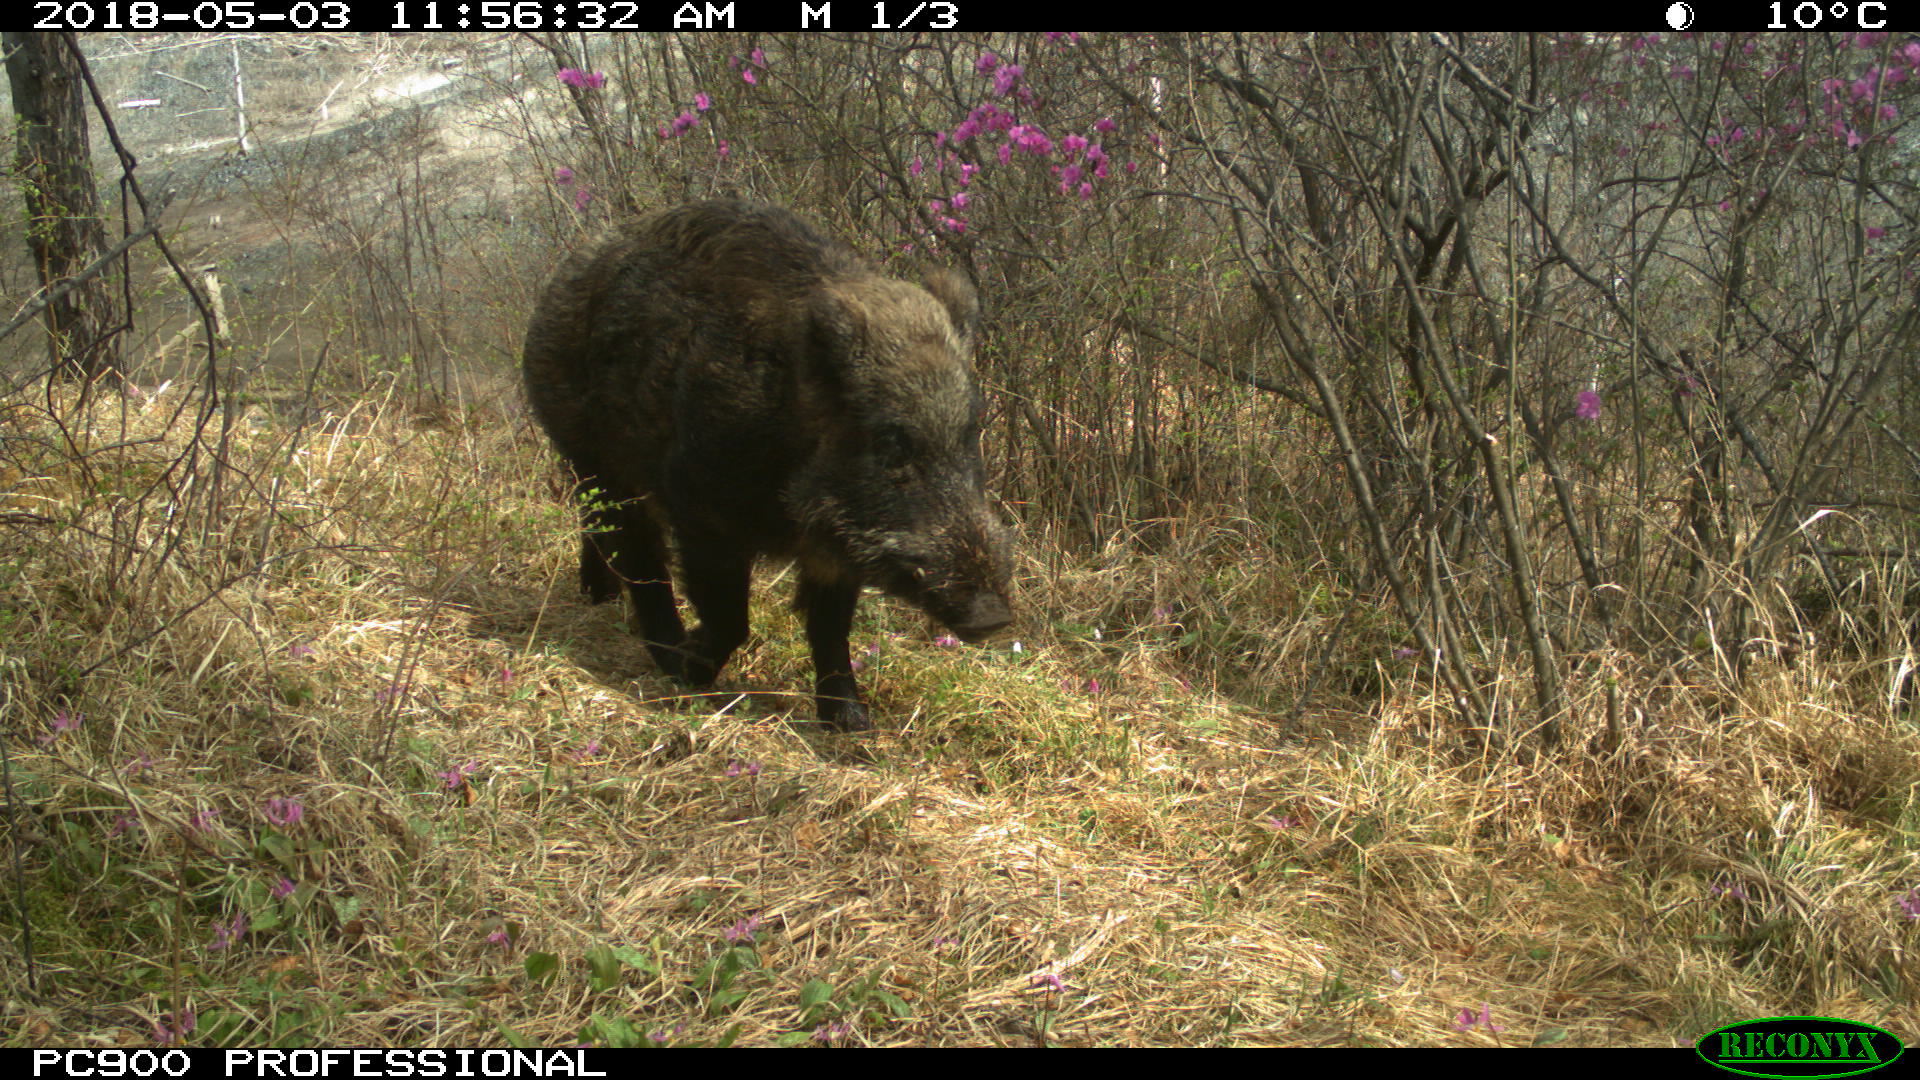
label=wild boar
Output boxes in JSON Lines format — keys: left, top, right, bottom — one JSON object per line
{"left": 522, "top": 199, "right": 1012, "bottom": 729}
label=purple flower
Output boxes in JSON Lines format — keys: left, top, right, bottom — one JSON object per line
{"left": 1394, "top": 647, "right": 1418, "bottom": 660}
{"left": 40, "top": 708, "right": 81, "bottom": 745}
{"left": 488, "top": 928, "right": 512, "bottom": 947}
{"left": 1575, "top": 389, "right": 1602, "bottom": 420}
{"left": 109, "top": 814, "right": 134, "bottom": 839}
{"left": 153, "top": 1010, "right": 195, "bottom": 1046}
{"left": 950, "top": 192, "right": 971, "bottom": 210}
{"left": 910, "top": 157, "right": 924, "bottom": 178}
{"left": 585, "top": 71, "right": 606, "bottom": 90}
{"left": 1867, "top": 226, "right": 1886, "bottom": 239}
{"left": 190, "top": 808, "right": 220, "bottom": 832}
{"left": 997, "top": 142, "right": 1014, "bottom": 165}
{"left": 1061, "top": 134, "right": 1088, "bottom": 159}
{"left": 725, "top": 759, "right": 762, "bottom": 778}
{"left": 992, "top": 64, "right": 1023, "bottom": 98}
{"left": 1452, "top": 1004, "right": 1504, "bottom": 1033}
{"left": 724, "top": 914, "right": 764, "bottom": 943}
{"left": 975, "top": 51, "right": 999, "bottom": 73}
{"left": 272, "top": 877, "right": 296, "bottom": 899}
{"left": 742, "top": 69, "right": 757, "bottom": 85}
{"left": 935, "top": 634, "right": 960, "bottom": 647}
{"left": 1077, "top": 181, "right": 1094, "bottom": 200}
{"left": 557, "top": 68, "right": 586, "bottom": 88}
{"left": 1711, "top": 878, "right": 1751, "bottom": 901}
{"left": 288, "top": 642, "right": 315, "bottom": 659}
{"left": 1030, "top": 972, "right": 1066, "bottom": 992}
{"left": 716, "top": 139, "right": 730, "bottom": 160}
{"left": 694, "top": 92, "right": 711, "bottom": 111}
{"left": 1900, "top": 888, "right": 1920, "bottom": 921}
{"left": 574, "top": 187, "right": 593, "bottom": 211}
{"left": 813, "top": 1021, "right": 853, "bottom": 1043}
{"left": 438, "top": 762, "right": 479, "bottom": 790}
{"left": 1094, "top": 116, "right": 1116, "bottom": 133}
{"left": 264, "top": 797, "right": 305, "bottom": 828}
{"left": 553, "top": 166, "right": 574, "bottom": 184}
{"left": 749, "top": 47, "right": 766, "bottom": 67}
{"left": 209, "top": 911, "right": 249, "bottom": 951}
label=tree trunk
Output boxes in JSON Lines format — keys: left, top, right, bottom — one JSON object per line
{"left": 5, "top": 32, "right": 119, "bottom": 379}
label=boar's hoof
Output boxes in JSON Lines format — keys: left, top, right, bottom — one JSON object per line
{"left": 818, "top": 698, "right": 873, "bottom": 732}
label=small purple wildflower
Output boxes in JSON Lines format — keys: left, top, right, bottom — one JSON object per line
{"left": 1077, "top": 181, "right": 1094, "bottom": 200}
{"left": 975, "top": 52, "right": 999, "bottom": 73}
{"left": 289, "top": 642, "right": 315, "bottom": 659}
{"left": 1261, "top": 815, "right": 1300, "bottom": 830}
{"left": 1061, "top": 134, "right": 1088, "bottom": 159}
{"left": 1710, "top": 878, "right": 1751, "bottom": 901}
{"left": 272, "top": 877, "right": 296, "bottom": 900}
{"left": 724, "top": 914, "right": 764, "bottom": 943}
{"left": 742, "top": 69, "right": 757, "bottom": 85}
{"left": 124, "top": 752, "right": 155, "bottom": 775}
{"left": 1899, "top": 888, "right": 1920, "bottom": 921}
{"left": 749, "top": 47, "right": 765, "bottom": 67}
{"left": 571, "top": 737, "right": 603, "bottom": 763}
{"left": 910, "top": 157, "right": 924, "bottom": 178}
{"left": 209, "top": 911, "right": 249, "bottom": 951}
{"left": 1095, "top": 117, "right": 1117, "bottom": 133}
{"left": 488, "top": 927, "right": 512, "bottom": 948}
{"left": 585, "top": 71, "right": 606, "bottom": 89}
{"left": 1867, "top": 226, "right": 1886, "bottom": 239}
{"left": 1575, "top": 389, "right": 1602, "bottom": 420}
{"left": 553, "top": 166, "right": 574, "bottom": 184}
{"left": 1452, "top": 1003, "right": 1504, "bottom": 1033}
{"left": 189, "top": 808, "right": 220, "bottom": 833}
{"left": 1394, "top": 647, "right": 1418, "bottom": 660}
{"left": 574, "top": 187, "right": 593, "bottom": 211}
{"left": 264, "top": 797, "right": 305, "bottom": 828}
{"left": 992, "top": 64, "right": 1023, "bottom": 97}
{"left": 934, "top": 634, "right": 960, "bottom": 647}
{"left": 557, "top": 68, "right": 586, "bottom": 88}
{"left": 725, "top": 759, "right": 762, "bottom": 778}
{"left": 1030, "top": 972, "right": 1066, "bottom": 992}
{"left": 153, "top": 1010, "right": 195, "bottom": 1046}
{"left": 694, "top": 92, "right": 711, "bottom": 111}
{"left": 40, "top": 709, "right": 81, "bottom": 745}
{"left": 109, "top": 813, "right": 134, "bottom": 839}
{"left": 438, "top": 762, "right": 480, "bottom": 790}
{"left": 813, "top": 1021, "right": 853, "bottom": 1044}
{"left": 717, "top": 139, "right": 730, "bottom": 160}
{"left": 950, "top": 192, "right": 971, "bottom": 210}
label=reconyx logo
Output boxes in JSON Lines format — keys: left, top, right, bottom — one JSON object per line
{"left": 1697, "top": 1017, "right": 1904, "bottom": 1079}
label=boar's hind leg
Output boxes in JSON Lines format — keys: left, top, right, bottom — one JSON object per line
{"left": 575, "top": 480, "right": 624, "bottom": 604}
{"left": 613, "top": 502, "right": 691, "bottom": 679}
{"left": 575, "top": 479, "right": 690, "bottom": 677}
{"left": 671, "top": 539, "right": 753, "bottom": 690}
{"left": 797, "top": 576, "right": 872, "bottom": 731}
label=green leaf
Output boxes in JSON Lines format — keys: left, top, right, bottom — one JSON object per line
{"left": 524, "top": 951, "right": 560, "bottom": 985}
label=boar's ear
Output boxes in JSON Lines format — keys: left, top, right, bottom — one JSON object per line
{"left": 923, "top": 268, "right": 979, "bottom": 350}
{"left": 805, "top": 284, "right": 864, "bottom": 388}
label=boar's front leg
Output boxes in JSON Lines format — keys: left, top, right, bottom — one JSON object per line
{"left": 672, "top": 538, "right": 753, "bottom": 691}
{"left": 797, "top": 575, "right": 871, "bottom": 731}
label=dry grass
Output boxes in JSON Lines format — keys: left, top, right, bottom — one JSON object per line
{"left": 1, "top": 374, "right": 1916, "bottom": 1048}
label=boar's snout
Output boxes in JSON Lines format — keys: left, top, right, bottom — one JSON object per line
{"left": 948, "top": 592, "right": 1013, "bottom": 643}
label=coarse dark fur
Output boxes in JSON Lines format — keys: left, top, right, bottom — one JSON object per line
{"left": 522, "top": 199, "right": 1014, "bottom": 730}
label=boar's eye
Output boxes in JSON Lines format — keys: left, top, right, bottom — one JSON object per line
{"left": 871, "top": 424, "right": 914, "bottom": 463}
